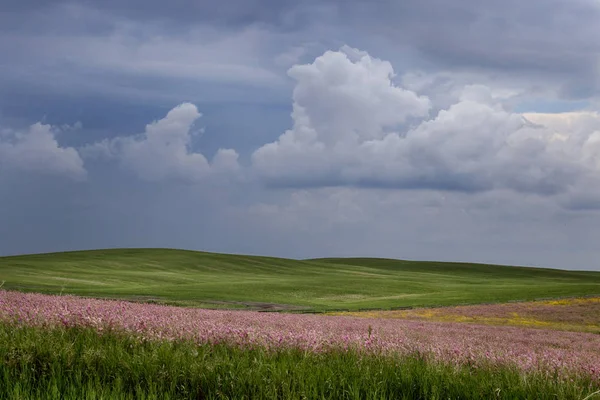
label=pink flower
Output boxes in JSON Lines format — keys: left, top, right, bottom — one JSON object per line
{"left": 1, "top": 289, "right": 599, "bottom": 381}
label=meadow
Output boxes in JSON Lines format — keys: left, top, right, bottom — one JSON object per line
{"left": 2, "top": 249, "right": 600, "bottom": 399}
{"left": 3, "top": 324, "right": 599, "bottom": 400}
{"left": 1, "top": 290, "right": 599, "bottom": 399}
{"left": 1, "top": 248, "right": 600, "bottom": 311}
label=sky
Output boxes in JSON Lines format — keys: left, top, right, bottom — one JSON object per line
{"left": 2, "top": 0, "right": 600, "bottom": 270}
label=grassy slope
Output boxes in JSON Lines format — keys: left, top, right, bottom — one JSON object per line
{"left": 1, "top": 248, "right": 600, "bottom": 311}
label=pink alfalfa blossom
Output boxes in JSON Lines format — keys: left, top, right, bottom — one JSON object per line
{"left": 0, "top": 290, "right": 599, "bottom": 381}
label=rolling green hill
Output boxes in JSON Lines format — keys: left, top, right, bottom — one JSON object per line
{"left": 1, "top": 248, "right": 600, "bottom": 311}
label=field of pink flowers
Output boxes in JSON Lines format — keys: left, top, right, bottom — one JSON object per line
{"left": 1, "top": 290, "right": 599, "bottom": 381}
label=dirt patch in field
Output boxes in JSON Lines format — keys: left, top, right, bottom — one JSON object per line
{"left": 123, "top": 296, "right": 306, "bottom": 311}
{"left": 203, "top": 300, "right": 308, "bottom": 312}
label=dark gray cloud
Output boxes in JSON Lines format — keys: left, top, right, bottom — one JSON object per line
{"left": 0, "top": 0, "right": 327, "bottom": 32}
{"left": 3, "top": 0, "right": 599, "bottom": 81}
{"left": 352, "top": 0, "right": 600, "bottom": 76}
{"left": 86, "top": 0, "right": 320, "bottom": 30}
{"left": 3, "top": 0, "right": 598, "bottom": 113}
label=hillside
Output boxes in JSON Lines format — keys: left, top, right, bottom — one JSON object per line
{"left": 1, "top": 248, "right": 599, "bottom": 311}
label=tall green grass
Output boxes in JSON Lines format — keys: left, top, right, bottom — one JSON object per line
{"left": 0, "top": 323, "right": 598, "bottom": 400}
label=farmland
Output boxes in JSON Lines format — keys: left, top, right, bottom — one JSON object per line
{"left": 1, "top": 248, "right": 600, "bottom": 311}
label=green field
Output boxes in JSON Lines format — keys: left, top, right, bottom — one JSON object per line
{"left": 2, "top": 324, "right": 597, "bottom": 400}
{"left": 1, "top": 248, "right": 600, "bottom": 311}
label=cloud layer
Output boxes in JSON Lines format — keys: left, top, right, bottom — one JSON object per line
{"left": 6, "top": 46, "right": 600, "bottom": 202}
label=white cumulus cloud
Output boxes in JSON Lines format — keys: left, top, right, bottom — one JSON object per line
{"left": 252, "top": 47, "right": 600, "bottom": 196}
{"left": 0, "top": 122, "right": 86, "bottom": 180}
{"left": 85, "top": 103, "right": 240, "bottom": 183}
